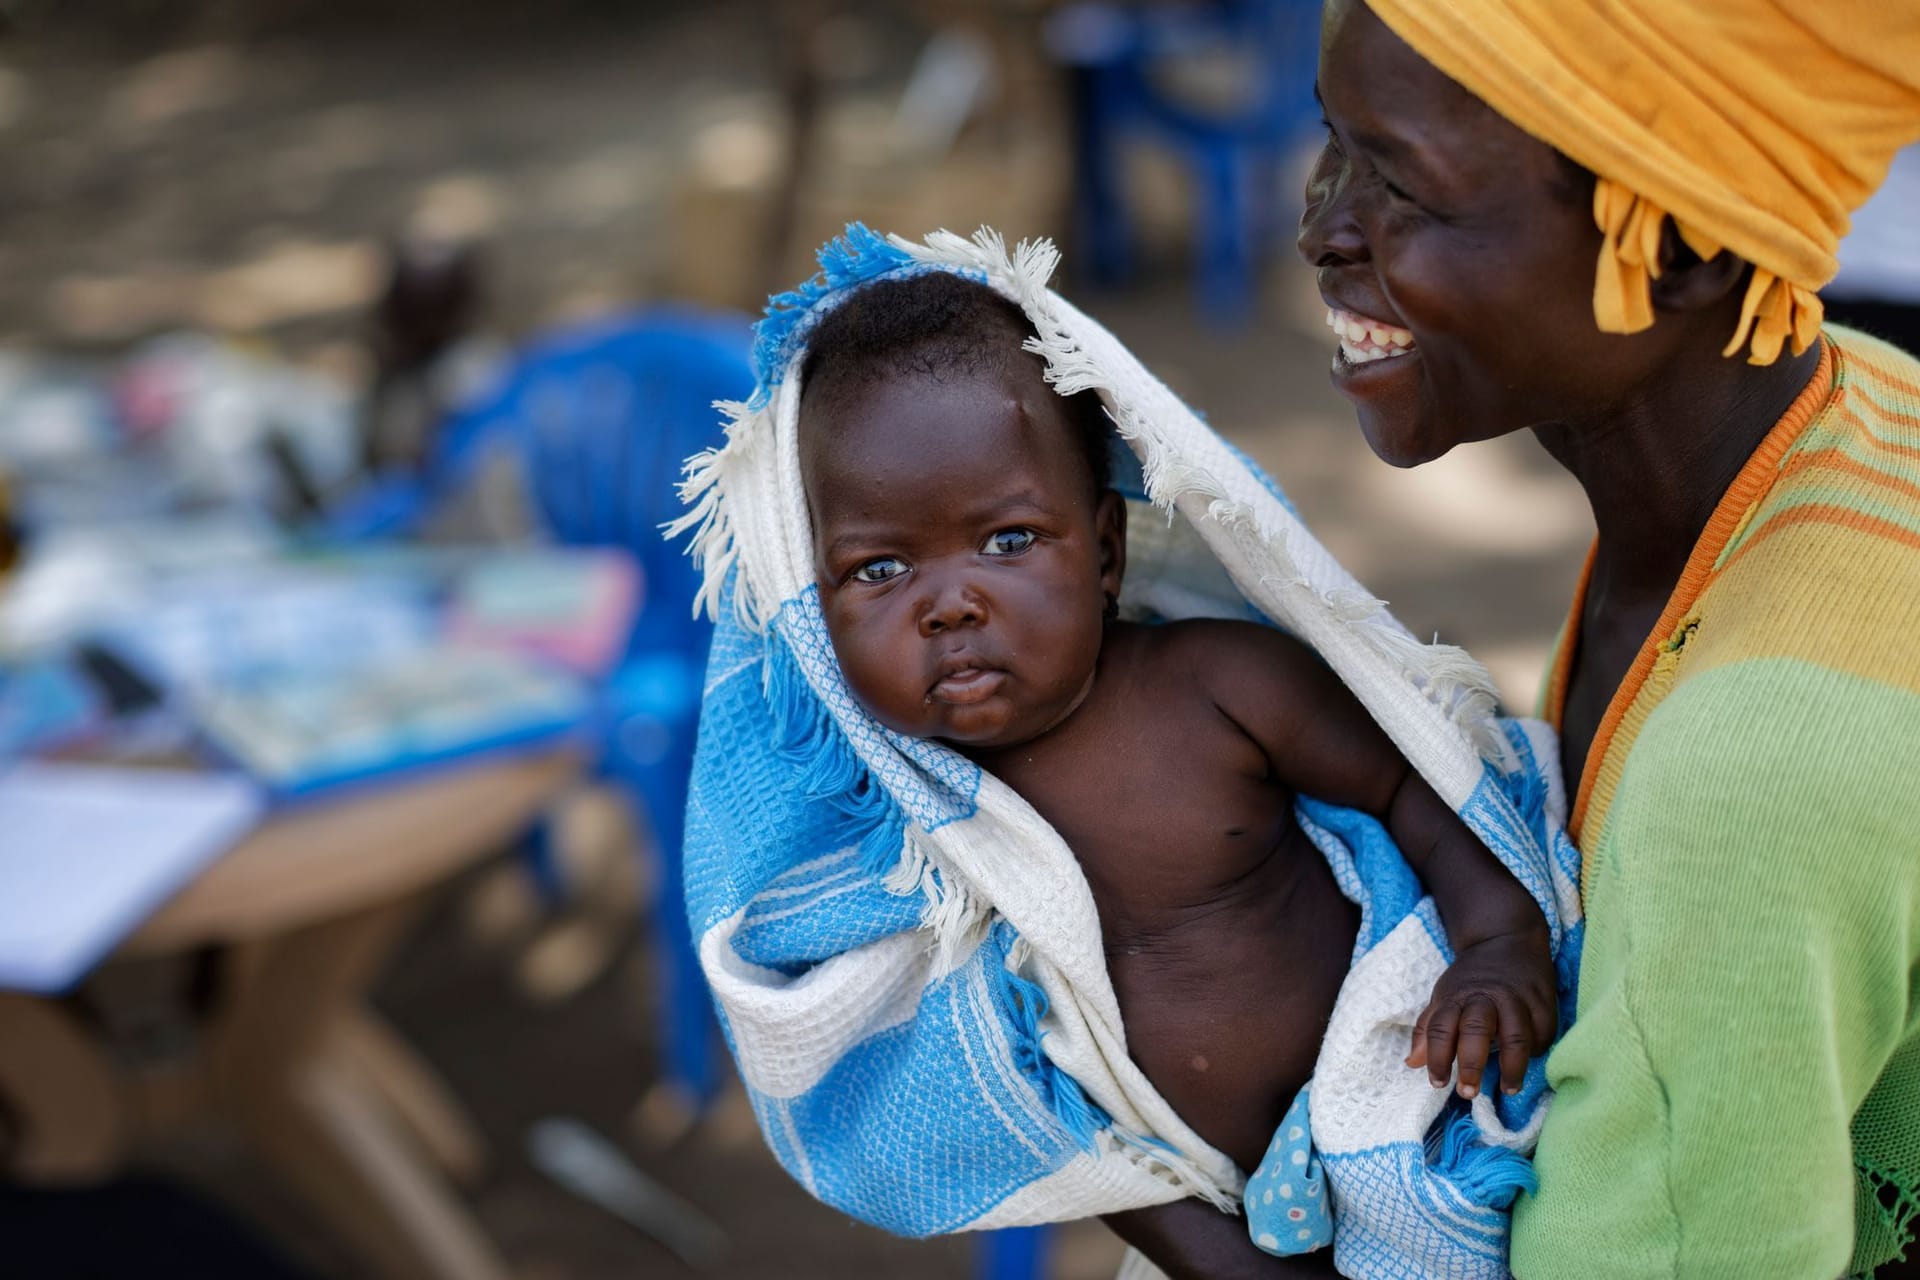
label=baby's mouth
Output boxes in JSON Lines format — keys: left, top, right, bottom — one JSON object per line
{"left": 1326, "top": 307, "right": 1416, "bottom": 365}
{"left": 928, "top": 665, "right": 1005, "bottom": 706}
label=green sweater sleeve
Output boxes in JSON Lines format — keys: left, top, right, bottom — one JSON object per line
{"left": 1511, "top": 663, "right": 1920, "bottom": 1279}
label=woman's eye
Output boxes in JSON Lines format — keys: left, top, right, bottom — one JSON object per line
{"left": 852, "top": 557, "right": 906, "bottom": 583}
{"left": 1380, "top": 175, "right": 1421, "bottom": 207}
{"left": 984, "top": 529, "right": 1036, "bottom": 557}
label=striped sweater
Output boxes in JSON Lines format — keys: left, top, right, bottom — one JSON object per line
{"left": 1511, "top": 330, "right": 1920, "bottom": 1279}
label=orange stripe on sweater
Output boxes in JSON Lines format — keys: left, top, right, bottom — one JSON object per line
{"left": 1567, "top": 341, "right": 1834, "bottom": 853}
{"left": 1775, "top": 446, "right": 1920, "bottom": 505}
{"left": 1720, "top": 502, "right": 1920, "bottom": 576}
{"left": 1836, "top": 398, "right": 1920, "bottom": 459}
{"left": 1543, "top": 547, "right": 1594, "bottom": 731}
{"left": 1861, "top": 356, "right": 1920, "bottom": 406}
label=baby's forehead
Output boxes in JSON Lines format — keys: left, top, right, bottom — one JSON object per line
{"left": 801, "top": 354, "right": 1067, "bottom": 450}
{"left": 798, "top": 363, "right": 1087, "bottom": 506}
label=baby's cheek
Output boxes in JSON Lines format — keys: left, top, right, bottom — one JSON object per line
{"left": 830, "top": 624, "right": 924, "bottom": 733}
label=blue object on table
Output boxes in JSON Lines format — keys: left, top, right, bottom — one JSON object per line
{"left": 189, "top": 648, "right": 594, "bottom": 800}
{"left": 1048, "top": 0, "right": 1325, "bottom": 324}
{"left": 0, "top": 659, "right": 100, "bottom": 760}
{"left": 333, "top": 306, "right": 755, "bottom": 1109}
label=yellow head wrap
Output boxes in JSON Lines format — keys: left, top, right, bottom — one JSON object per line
{"left": 1362, "top": 0, "right": 1920, "bottom": 364}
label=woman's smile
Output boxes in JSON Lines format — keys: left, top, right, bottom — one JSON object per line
{"left": 1326, "top": 305, "right": 1416, "bottom": 365}
{"left": 1325, "top": 303, "right": 1423, "bottom": 401}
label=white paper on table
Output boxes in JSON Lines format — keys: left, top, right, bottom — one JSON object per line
{"left": 0, "top": 761, "right": 262, "bottom": 993}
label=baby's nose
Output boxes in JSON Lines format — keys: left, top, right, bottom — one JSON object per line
{"left": 917, "top": 578, "right": 986, "bottom": 636}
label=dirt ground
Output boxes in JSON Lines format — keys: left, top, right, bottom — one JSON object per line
{"left": 1, "top": 3, "right": 1592, "bottom": 1276}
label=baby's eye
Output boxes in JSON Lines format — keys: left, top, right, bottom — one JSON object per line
{"left": 852, "top": 556, "right": 906, "bottom": 584}
{"left": 983, "top": 528, "right": 1036, "bottom": 557}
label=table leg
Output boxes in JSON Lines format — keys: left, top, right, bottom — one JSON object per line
{"left": 210, "top": 901, "right": 511, "bottom": 1280}
{"left": 243, "top": 1053, "right": 510, "bottom": 1280}
{"left": 0, "top": 993, "right": 127, "bottom": 1181}
{"left": 333, "top": 1006, "right": 487, "bottom": 1186}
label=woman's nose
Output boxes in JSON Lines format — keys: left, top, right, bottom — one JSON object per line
{"left": 916, "top": 576, "right": 986, "bottom": 636}
{"left": 1297, "top": 143, "right": 1369, "bottom": 268}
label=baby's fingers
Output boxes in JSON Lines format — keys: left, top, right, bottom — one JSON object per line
{"left": 1494, "top": 991, "right": 1535, "bottom": 1093}
{"left": 1450, "top": 996, "right": 1498, "bottom": 1099}
{"left": 1406, "top": 1004, "right": 1432, "bottom": 1070}
{"left": 1527, "top": 986, "right": 1560, "bottom": 1052}
{"left": 1415, "top": 997, "right": 1463, "bottom": 1089}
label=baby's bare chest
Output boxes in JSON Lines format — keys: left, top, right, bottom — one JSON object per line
{"left": 992, "top": 681, "right": 1300, "bottom": 919}
{"left": 977, "top": 647, "right": 1361, "bottom": 1168}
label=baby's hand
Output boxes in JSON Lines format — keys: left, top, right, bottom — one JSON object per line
{"left": 1406, "top": 930, "right": 1556, "bottom": 1099}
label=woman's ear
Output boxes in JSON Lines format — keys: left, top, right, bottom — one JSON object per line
{"left": 1096, "top": 488, "right": 1127, "bottom": 601}
{"left": 1650, "top": 221, "right": 1749, "bottom": 315}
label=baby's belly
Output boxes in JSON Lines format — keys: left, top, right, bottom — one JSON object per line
{"left": 1103, "top": 839, "right": 1359, "bottom": 1174}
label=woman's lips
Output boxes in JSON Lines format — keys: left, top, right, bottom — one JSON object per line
{"left": 929, "top": 667, "right": 1006, "bottom": 705}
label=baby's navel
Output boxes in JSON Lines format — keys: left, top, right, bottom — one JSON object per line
{"left": 1189, "top": 1054, "right": 1210, "bottom": 1074}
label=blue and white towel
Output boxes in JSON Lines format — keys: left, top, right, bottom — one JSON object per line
{"left": 672, "top": 225, "right": 1585, "bottom": 1279}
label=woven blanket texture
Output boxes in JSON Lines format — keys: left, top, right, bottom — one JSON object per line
{"left": 672, "top": 225, "right": 1585, "bottom": 1279}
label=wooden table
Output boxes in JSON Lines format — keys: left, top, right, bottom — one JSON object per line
{"left": 0, "top": 749, "right": 582, "bottom": 1280}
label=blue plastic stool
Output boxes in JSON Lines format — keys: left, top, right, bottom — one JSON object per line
{"left": 1049, "top": 0, "right": 1325, "bottom": 324}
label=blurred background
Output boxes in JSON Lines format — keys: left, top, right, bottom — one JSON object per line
{"left": 0, "top": 2, "right": 1591, "bottom": 1278}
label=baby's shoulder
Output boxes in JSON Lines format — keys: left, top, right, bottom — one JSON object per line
{"left": 1130, "top": 616, "right": 1315, "bottom": 671}
{"left": 1110, "top": 620, "right": 1321, "bottom": 720}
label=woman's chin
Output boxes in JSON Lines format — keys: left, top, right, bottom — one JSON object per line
{"left": 1357, "top": 412, "right": 1454, "bottom": 470}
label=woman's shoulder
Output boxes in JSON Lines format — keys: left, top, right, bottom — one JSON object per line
{"left": 1741, "top": 328, "right": 1920, "bottom": 520}
{"left": 1684, "top": 334, "right": 1920, "bottom": 696}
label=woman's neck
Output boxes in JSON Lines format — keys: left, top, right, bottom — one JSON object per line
{"left": 1532, "top": 340, "right": 1823, "bottom": 608}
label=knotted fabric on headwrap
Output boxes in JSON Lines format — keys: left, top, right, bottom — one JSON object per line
{"left": 1365, "top": 0, "right": 1920, "bottom": 364}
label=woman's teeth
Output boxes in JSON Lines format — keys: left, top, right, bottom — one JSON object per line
{"left": 1325, "top": 308, "right": 1416, "bottom": 364}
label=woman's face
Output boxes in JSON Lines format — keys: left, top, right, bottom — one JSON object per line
{"left": 1298, "top": 0, "right": 1648, "bottom": 468}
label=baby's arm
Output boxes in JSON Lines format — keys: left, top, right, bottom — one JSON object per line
{"left": 1185, "top": 621, "right": 1555, "bottom": 1097}
{"left": 1104, "top": 1200, "right": 1340, "bottom": 1279}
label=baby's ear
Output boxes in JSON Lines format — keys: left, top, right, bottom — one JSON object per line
{"left": 1096, "top": 489, "right": 1127, "bottom": 595}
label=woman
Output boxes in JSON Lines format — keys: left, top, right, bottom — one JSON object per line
{"left": 1294, "top": 2, "right": 1920, "bottom": 1277}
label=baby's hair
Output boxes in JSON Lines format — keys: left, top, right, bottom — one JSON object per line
{"left": 799, "top": 271, "right": 1112, "bottom": 496}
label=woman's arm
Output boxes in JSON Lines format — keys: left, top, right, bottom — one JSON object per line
{"left": 1104, "top": 1200, "right": 1340, "bottom": 1279}
{"left": 1512, "top": 669, "right": 1920, "bottom": 1278}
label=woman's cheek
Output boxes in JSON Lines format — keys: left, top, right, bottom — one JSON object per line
{"left": 1371, "top": 240, "right": 1460, "bottom": 343}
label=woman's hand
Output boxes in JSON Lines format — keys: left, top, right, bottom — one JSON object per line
{"left": 1406, "top": 926, "right": 1557, "bottom": 1098}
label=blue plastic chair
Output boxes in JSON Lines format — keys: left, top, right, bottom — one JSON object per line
{"left": 978, "top": 1224, "right": 1050, "bottom": 1280}
{"left": 497, "top": 308, "right": 752, "bottom": 1110}
{"left": 1049, "top": 0, "right": 1325, "bottom": 323}
{"left": 330, "top": 306, "right": 755, "bottom": 1111}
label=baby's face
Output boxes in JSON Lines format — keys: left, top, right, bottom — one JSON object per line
{"left": 800, "top": 365, "right": 1123, "bottom": 752}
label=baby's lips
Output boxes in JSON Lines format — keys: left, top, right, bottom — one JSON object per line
{"left": 928, "top": 666, "right": 1006, "bottom": 705}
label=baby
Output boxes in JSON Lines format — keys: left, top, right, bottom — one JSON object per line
{"left": 796, "top": 271, "right": 1555, "bottom": 1269}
